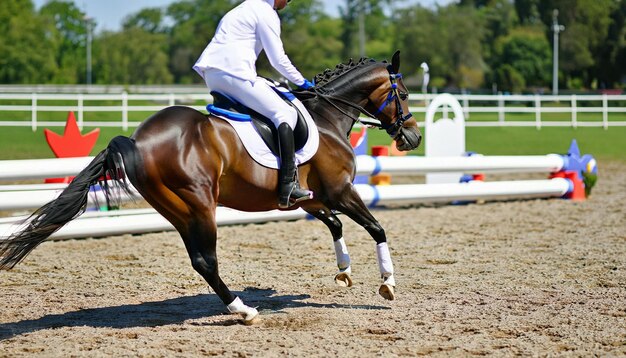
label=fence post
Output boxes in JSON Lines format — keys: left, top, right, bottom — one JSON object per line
{"left": 534, "top": 95, "right": 542, "bottom": 130}
{"left": 31, "top": 93, "right": 37, "bottom": 132}
{"left": 498, "top": 93, "right": 505, "bottom": 124}
{"left": 571, "top": 94, "right": 577, "bottom": 128}
{"left": 78, "top": 93, "right": 84, "bottom": 130}
{"left": 122, "top": 91, "right": 128, "bottom": 131}
{"left": 462, "top": 93, "right": 470, "bottom": 119}
{"left": 169, "top": 93, "right": 175, "bottom": 107}
{"left": 602, "top": 94, "right": 608, "bottom": 130}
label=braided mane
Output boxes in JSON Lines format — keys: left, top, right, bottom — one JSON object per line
{"left": 313, "top": 57, "right": 381, "bottom": 88}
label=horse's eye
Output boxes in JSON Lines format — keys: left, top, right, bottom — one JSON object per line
{"left": 399, "top": 92, "right": 408, "bottom": 101}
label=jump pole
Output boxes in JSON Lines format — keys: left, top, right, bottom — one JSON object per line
{"left": 0, "top": 154, "right": 568, "bottom": 182}
{"left": 355, "top": 154, "right": 566, "bottom": 176}
{"left": 0, "top": 179, "right": 572, "bottom": 241}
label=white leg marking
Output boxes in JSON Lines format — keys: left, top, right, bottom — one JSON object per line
{"left": 334, "top": 237, "right": 353, "bottom": 287}
{"left": 227, "top": 296, "right": 259, "bottom": 324}
{"left": 376, "top": 242, "right": 395, "bottom": 300}
{"left": 376, "top": 242, "right": 394, "bottom": 278}
{"left": 334, "top": 237, "right": 351, "bottom": 270}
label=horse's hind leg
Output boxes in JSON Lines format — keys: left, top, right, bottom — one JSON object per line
{"left": 305, "top": 207, "right": 352, "bottom": 287}
{"left": 179, "top": 210, "right": 258, "bottom": 324}
{"left": 140, "top": 182, "right": 258, "bottom": 323}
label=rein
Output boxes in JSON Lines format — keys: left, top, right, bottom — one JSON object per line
{"left": 312, "top": 90, "right": 380, "bottom": 126}
{"left": 304, "top": 71, "right": 413, "bottom": 138}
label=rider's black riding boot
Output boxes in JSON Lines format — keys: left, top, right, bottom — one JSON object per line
{"left": 277, "top": 122, "right": 313, "bottom": 208}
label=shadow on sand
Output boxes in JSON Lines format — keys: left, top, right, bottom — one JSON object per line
{"left": 0, "top": 287, "right": 390, "bottom": 340}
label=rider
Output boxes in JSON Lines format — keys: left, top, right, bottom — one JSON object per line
{"left": 193, "top": 0, "right": 314, "bottom": 208}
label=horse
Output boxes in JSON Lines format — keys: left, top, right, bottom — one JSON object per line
{"left": 0, "top": 51, "right": 421, "bottom": 324}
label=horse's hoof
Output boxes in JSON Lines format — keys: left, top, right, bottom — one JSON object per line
{"left": 242, "top": 309, "right": 260, "bottom": 325}
{"left": 379, "top": 283, "right": 395, "bottom": 300}
{"left": 242, "top": 314, "right": 260, "bottom": 326}
{"left": 334, "top": 271, "right": 353, "bottom": 287}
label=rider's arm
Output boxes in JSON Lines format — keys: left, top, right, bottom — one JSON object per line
{"left": 257, "top": 12, "right": 306, "bottom": 87}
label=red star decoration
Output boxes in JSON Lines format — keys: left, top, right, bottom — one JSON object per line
{"left": 44, "top": 112, "right": 100, "bottom": 158}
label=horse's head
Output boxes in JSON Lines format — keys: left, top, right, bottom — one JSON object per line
{"left": 304, "top": 52, "right": 422, "bottom": 151}
{"left": 365, "top": 51, "right": 422, "bottom": 152}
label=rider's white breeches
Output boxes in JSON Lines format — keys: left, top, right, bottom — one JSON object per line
{"left": 202, "top": 68, "right": 298, "bottom": 129}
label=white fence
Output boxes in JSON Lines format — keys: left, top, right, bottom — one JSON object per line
{"left": 447, "top": 93, "right": 626, "bottom": 129}
{"left": 0, "top": 92, "right": 625, "bottom": 130}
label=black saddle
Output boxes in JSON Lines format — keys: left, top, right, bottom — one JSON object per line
{"left": 210, "top": 91, "right": 309, "bottom": 155}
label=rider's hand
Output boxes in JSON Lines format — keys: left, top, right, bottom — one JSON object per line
{"left": 297, "top": 79, "right": 314, "bottom": 90}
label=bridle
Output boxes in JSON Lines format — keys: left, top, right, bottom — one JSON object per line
{"left": 372, "top": 73, "right": 413, "bottom": 138}
{"left": 307, "top": 70, "right": 413, "bottom": 139}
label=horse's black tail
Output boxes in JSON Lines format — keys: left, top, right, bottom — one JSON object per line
{"left": 0, "top": 136, "right": 141, "bottom": 270}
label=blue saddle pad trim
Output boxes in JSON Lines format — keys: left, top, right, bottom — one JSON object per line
{"left": 206, "top": 104, "right": 251, "bottom": 122}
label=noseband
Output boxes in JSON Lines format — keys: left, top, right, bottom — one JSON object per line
{"left": 307, "top": 71, "right": 413, "bottom": 139}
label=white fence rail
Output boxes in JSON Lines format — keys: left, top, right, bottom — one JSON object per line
{"left": 446, "top": 93, "right": 626, "bottom": 129}
{"left": 0, "top": 92, "right": 625, "bottom": 130}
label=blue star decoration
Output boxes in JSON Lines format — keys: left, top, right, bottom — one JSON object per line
{"left": 563, "top": 139, "right": 598, "bottom": 197}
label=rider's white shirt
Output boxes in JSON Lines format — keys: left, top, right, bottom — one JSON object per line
{"left": 193, "top": 0, "right": 305, "bottom": 86}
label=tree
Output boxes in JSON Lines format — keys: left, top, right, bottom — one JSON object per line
{"left": 94, "top": 28, "right": 173, "bottom": 84}
{"left": 491, "top": 28, "right": 551, "bottom": 91}
{"left": 395, "top": 3, "right": 485, "bottom": 89}
{"left": 339, "top": 0, "right": 394, "bottom": 60}
{"left": 494, "top": 64, "right": 526, "bottom": 93}
{"left": 278, "top": 0, "right": 344, "bottom": 79}
{"left": 0, "top": 0, "right": 57, "bottom": 83}
{"left": 515, "top": 0, "right": 541, "bottom": 25}
{"left": 480, "top": 0, "right": 518, "bottom": 60}
{"left": 166, "top": 0, "right": 237, "bottom": 83}
{"left": 593, "top": 0, "right": 626, "bottom": 89}
{"left": 123, "top": 8, "right": 166, "bottom": 34}
{"left": 39, "top": 0, "right": 88, "bottom": 84}
{"left": 534, "top": 0, "right": 616, "bottom": 88}
{"left": 394, "top": 6, "right": 438, "bottom": 83}
{"left": 594, "top": 0, "right": 626, "bottom": 88}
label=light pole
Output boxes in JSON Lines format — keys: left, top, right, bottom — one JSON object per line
{"left": 84, "top": 16, "right": 94, "bottom": 86}
{"left": 552, "top": 9, "right": 565, "bottom": 95}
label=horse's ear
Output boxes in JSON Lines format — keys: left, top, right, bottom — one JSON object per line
{"left": 391, "top": 50, "right": 401, "bottom": 73}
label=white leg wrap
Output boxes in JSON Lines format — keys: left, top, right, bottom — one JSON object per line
{"left": 227, "top": 296, "right": 259, "bottom": 322}
{"left": 334, "top": 237, "right": 351, "bottom": 270}
{"left": 376, "top": 242, "right": 394, "bottom": 278}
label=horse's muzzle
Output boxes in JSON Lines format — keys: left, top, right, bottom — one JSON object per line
{"left": 395, "top": 127, "right": 422, "bottom": 151}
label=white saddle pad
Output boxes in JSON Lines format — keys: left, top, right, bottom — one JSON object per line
{"left": 211, "top": 91, "right": 319, "bottom": 169}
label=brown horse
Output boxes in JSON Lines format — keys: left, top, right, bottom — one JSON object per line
{"left": 0, "top": 51, "right": 421, "bottom": 324}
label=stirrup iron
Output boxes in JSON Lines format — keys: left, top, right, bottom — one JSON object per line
{"left": 278, "top": 179, "right": 313, "bottom": 208}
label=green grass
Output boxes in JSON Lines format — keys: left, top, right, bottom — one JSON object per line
{"left": 0, "top": 124, "right": 624, "bottom": 163}
{"left": 0, "top": 126, "right": 134, "bottom": 159}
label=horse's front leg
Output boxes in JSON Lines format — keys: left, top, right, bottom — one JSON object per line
{"left": 332, "top": 184, "right": 396, "bottom": 300}
{"left": 304, "top": 206, "right": 352, "bottom": 287}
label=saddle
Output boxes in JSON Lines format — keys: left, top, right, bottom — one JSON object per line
{"left": 207, "top": 88, "right": 309, "bottom": 155}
